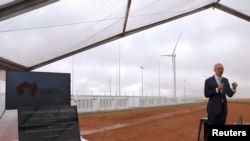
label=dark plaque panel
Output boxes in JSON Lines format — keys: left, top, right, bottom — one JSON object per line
{"left": 6, "top": 71, "right": 71, "bottom": 110}
{"left": 18, "top": 106, "right": 80, "bottom": 141}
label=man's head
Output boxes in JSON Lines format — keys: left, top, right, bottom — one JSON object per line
{"left": 214, "top": 63, "right": 224, "bottom": 77}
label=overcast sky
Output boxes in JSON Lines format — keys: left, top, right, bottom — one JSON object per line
{"left": 33, "top": 5, "right": 250, "bottom": 98}
{"left": 1, "top": 1, "right": 249, "bottom": 99}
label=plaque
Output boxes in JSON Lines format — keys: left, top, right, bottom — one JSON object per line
{"left": 18, "top": 106, "right": 80, "bottom": 141}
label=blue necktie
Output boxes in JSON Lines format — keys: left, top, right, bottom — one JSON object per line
{"left": 218, "top": 77, "right": 221, "bottom": 84}
{"left": 218, "top": 77, "right": 224, "bottom": 103}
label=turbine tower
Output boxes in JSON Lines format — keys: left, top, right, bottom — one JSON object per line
{"left": 161, "top": 32, "right": 183, "bottom": 98}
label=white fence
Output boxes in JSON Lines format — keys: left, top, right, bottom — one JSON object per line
{"left": 71, "top": 95, "right": 202, "bottom": 113}
{"left": 0, "top": 92, "right": 202, "bottom": 116}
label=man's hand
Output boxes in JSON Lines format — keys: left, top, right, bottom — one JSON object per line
{"left": 232, "top": 82, "right": 238, "bottom": 90}
{"left": 218, "top": 83, "right": 224, "bottom": 91}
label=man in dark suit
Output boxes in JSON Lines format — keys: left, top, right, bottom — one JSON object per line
{"left": 204, "top": 63, "right": 238, "bottom": 125}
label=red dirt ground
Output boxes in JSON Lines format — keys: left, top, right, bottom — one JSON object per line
{"left": 1, "top": 100, "right": 250, "bottom": 141}
{"left": 79, "top": 100, "right": 250, "bottom": 141}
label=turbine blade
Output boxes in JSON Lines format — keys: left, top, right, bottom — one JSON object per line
{"left": 159, "top": 54, "right": 172, "bottom": 57}
{"left": 172, "top": 31, "right": 183, "bottom": 55}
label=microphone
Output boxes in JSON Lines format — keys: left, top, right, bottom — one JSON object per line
{"left": 221, "top": 78, "right": 224, "bottom": 84}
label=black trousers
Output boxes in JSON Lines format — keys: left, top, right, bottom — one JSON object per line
{"left": 205, "top": 103, "right": 226, "bottom": 141}
{"left": 207, "top": 103, "right": 226, "bottom": 125}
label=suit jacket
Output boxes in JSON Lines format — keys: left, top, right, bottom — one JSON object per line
{"left": 204, "top": 75, "right": 235, "bottom": 115}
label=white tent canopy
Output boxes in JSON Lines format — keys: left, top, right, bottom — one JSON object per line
{"left": 0, "top": 0, "right": 249, "bottom": 71}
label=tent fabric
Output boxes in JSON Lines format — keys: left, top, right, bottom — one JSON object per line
{"left": 0, "top": 0, "right": 249, "bottom": 71}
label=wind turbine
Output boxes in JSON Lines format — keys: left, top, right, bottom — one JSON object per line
{"left": 161, "top": 32, "right": 183, "bottom": 99}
